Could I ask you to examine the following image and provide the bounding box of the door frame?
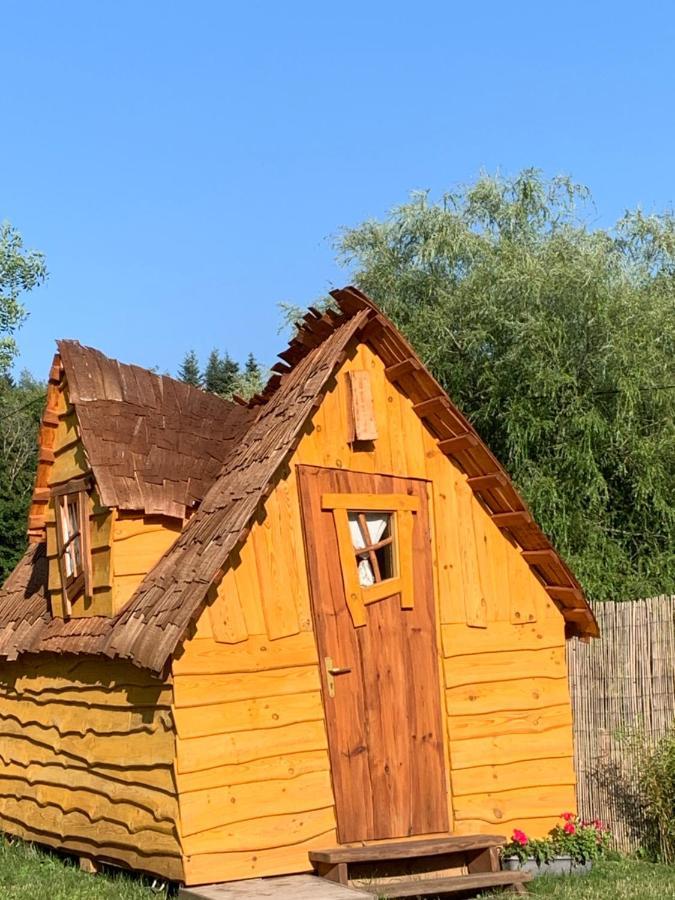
[297,464,453,842]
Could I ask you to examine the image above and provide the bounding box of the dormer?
[28,342,255,619]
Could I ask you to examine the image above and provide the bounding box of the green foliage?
[548,816,612,864]
[0,221,46,583]
[0,834,169,899]
[203,349,239,396]
[486,859,675,899]
[0,222,47,375]
[623,726,675,863]
[0,373,45,583]
[335,170,675,600]
[503,815,610,866]
[177,349,202,387]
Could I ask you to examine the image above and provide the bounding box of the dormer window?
[52,479,92,616]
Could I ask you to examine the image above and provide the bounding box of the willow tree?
[334,171,674,600]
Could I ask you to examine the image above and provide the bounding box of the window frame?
[322,492,419,627]
[52,477,93,617]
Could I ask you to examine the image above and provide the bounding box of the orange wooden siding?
[0,656,183,880]
[174,338,575,884]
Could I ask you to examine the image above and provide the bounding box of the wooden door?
[298,465,449,843]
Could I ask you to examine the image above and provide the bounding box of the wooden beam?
[467,472,507,491]
[521,549,560,567]
[546,585,583,603]
[438,433,479,454]
[491,510,533,528]
[48,362,63,384]
[42,409,59,427]
[270,361,292,375]
[51,476,92,497]
[385,358,418,381]
[413,396,447,417]
[564,609,591,622]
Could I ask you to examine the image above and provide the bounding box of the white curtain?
[348,512,389,586]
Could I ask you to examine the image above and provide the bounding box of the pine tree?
[204,350,224,394]
[219,353,240,397]
[203,350,241,397]
[245,353,261,380]
[177,350,202,387]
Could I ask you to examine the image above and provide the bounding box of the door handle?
[325,656,352,697]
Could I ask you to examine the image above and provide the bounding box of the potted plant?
[501,813,610,876]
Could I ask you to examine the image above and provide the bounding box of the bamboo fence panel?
[567,595,675,852]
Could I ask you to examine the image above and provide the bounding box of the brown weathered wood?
[467,472,508,491]
[309,835,506,864]
[467,845,501,873]
[385,358,418,380]
[78,490,93,601]
[491,510,533,528]
[351,871,531,896]
[50,476,91,496]
[346,370,378,441]
[546,585,582,603]
[563,608,592,622]
[298,466,449,843]
[438,433,479,454]
[314,861,348,884]
[412,396,447,417]
[521,549,560,567]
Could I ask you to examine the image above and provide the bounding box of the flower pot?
[502,855,593,877]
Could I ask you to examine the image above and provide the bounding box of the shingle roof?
[0,288,598,672]
[56,341,256,518]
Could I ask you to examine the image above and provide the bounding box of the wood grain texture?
[298,466,449,843]
[171,603,335,881]
[0,656,182,880]
[291,342,575,844]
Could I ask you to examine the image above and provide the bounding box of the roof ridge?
[56,338,241,413]
[240,285,373,409]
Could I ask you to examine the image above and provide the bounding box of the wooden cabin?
[0,287,598,889]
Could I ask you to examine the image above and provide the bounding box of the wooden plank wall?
[0,655,183,880]
[112,513,183,611]
[175,339,576,883]
[171,478,335,886]
[568,596,675,853]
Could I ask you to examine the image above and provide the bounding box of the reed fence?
[567,594,675,852]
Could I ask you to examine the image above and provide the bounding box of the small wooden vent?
[346,370,378,442]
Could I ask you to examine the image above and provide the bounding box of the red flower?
[593,819,604,830]
[563,822,576,835]
[512,829,528,846]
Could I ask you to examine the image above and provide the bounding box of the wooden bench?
[309,836,531,896]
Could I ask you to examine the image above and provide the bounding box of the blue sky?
[2,1,674,379]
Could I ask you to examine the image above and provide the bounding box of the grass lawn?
[0,836,166,900]
[1,838,674,900]
[481,858,675,899]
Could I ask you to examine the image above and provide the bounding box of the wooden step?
[360,870,531,897]
[309,835,506,865]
